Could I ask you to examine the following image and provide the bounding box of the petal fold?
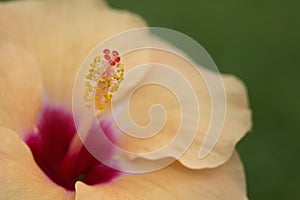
[179,74,252,169]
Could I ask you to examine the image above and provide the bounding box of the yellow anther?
[94,56,101,62]
[111,85,118,92]
[95,68,100,74]
[85,75,92,80]
[112,74,119,79]
[96,102,105,110]
[104,92,112,102]
[96,87,103,93]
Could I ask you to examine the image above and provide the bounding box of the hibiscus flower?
[0,0,251,199]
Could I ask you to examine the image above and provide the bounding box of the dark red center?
[25,104,120,191]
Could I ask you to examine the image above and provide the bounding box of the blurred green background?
[1,0,299,199]
[105,0,300,199]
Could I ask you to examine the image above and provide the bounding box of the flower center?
[25,104,120,191]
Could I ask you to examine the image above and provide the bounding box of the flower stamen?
[84,49,124,111]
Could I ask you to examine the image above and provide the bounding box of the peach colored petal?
[0,40,42,135]
[179,74,252,169]
[75,152,247,200]
[0,127,74,200]
[0,0,147,106]
[112,46,252,169]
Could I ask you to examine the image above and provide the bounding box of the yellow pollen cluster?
[84,50,124,111]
